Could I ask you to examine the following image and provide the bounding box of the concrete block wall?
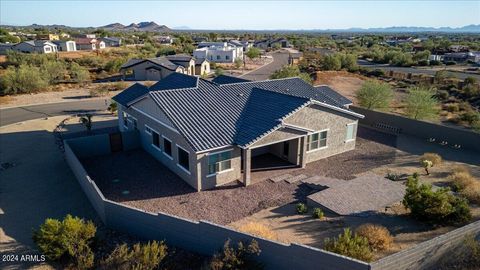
[351,106,480,152]
[65,134,480,270]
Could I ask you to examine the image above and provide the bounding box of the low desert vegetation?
[209,239,263,270]
[403,175,472,225]
[419,153,442,167]
[356,80,393,110]
[450,169,480,204]
[89,86,109,97]
[312,208,324,219]
[355,224,393,251]
[323,228,373,262]
[33,215,96,269]
[100,241,167,270]
[270,65,312,84]
[238,222,278,241]
[296,202,308,214]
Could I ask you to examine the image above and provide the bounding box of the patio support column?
[299,136,308,168]
[242,148,251,186]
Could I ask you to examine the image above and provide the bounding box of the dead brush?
[355,224,393,251]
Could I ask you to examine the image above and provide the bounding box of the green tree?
[405,86,439,120]
[41,61,67,84]
[403,175,471,225]
[215,67,224,76]
[70,63,90,83]
[339,53,358,71]
[33,215,96,268]
[208,32,218,42]
[0,28,20,43]
[246,47,261,60]
[357,80,393,110]
[321,54,342,70]
[156,45,176,56]
[0,65,48,95]
[270,65,312,84]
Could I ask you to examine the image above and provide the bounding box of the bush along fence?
[64,133,480,270]
[351,106,480,152]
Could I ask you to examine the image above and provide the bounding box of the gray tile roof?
[113,73,361,152]
[314,86,353,106]
[112,83,149,106]
[211,75,250,85]
[120,57,179,71]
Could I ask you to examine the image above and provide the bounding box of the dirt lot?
[314,71,367,104]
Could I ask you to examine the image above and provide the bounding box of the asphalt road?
[240,51,290,81]
[358,59,480,80]
[0,99,109,127]
[0,52,290,126]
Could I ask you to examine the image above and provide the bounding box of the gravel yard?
[81,128,397,225]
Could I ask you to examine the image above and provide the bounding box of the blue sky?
[1,1,479,30]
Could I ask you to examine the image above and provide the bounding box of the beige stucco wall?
[119,104,201,190]
[196,146,242,190]
[284,104,358,163]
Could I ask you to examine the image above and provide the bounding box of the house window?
[163,137,172,157]
[208,150,232,175]
[346,123,356,141]
[178,147,190,172]
[225,55,230,60]
[145,125,152,135]
[308,130,327,151]
[216,55,220,60]
[152,131,160,149]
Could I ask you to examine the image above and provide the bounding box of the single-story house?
[100,37,122,47]
[229,40,252,52]
[37,33,60,41]
[195,58,210,76]
[112,73,363,191]
[12,40,58,54]
[120,57,187,81]
[75,38,98,50]
[165,54,196,75]
[254,38,290,49]
[194,42,243,63]
[154,35,173,45]
[0,43,14,55]
[53,40,77,52]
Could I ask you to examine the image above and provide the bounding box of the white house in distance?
[75,38,105,50]
[12,40,58,54]
[193,42,243,63]
[53,40,77,52]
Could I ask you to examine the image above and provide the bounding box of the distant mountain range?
[1,22,478,33]
[319,24,480,33]
[100,21,171,32]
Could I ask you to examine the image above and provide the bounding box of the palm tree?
[79,114,93,132]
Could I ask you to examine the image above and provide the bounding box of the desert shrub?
[460,111,480,126]
[100,241,167,270]
[104,58,127,73]
[108,101,118,114]
[452,165,470,174]
[419,153,442,167]
[436,90,450,101]
[450,171,480,204]
[296,203,308,214]
[445,61,457,65]
[238,222,277,240]
[209,239,263,270]
[357,80,393,110]
[405,86,439,120]
[33,215,96,268]
[270,65,312,84]
[445,103,460,112]
[403,175,472,225]
[312,208,324,219]
[386,172,400,181]
[70,63,90,83]
[355,224,393,251]
[324,228,373,262]
[429,60,441,66]
[89,87,109,97]
[41,61,68,84]
[110,81,129,91]
[462,84,480,98]
[0,65,48,95]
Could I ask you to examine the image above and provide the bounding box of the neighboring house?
[448,45,469,53]
[53,40,77,52]
[120,57,187,81]
[165,54,196,75]
[194,42,243,63]
[289,52,303,65]
[428,54,443,62]
[75,38,97,50]
[74,34,96,39]
[37,33,60,40]
[254,37,290,49]
[12,40,58,54]
[443,52,478,63]
[100,37,122,47]
[0,43,14,55]
[229,40,252,52]
[97,40,106,49]
[113,73,363,191]
[154,35,173,45]
[195,58,210,76]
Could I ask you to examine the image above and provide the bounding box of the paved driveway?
[240,51,290,81]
